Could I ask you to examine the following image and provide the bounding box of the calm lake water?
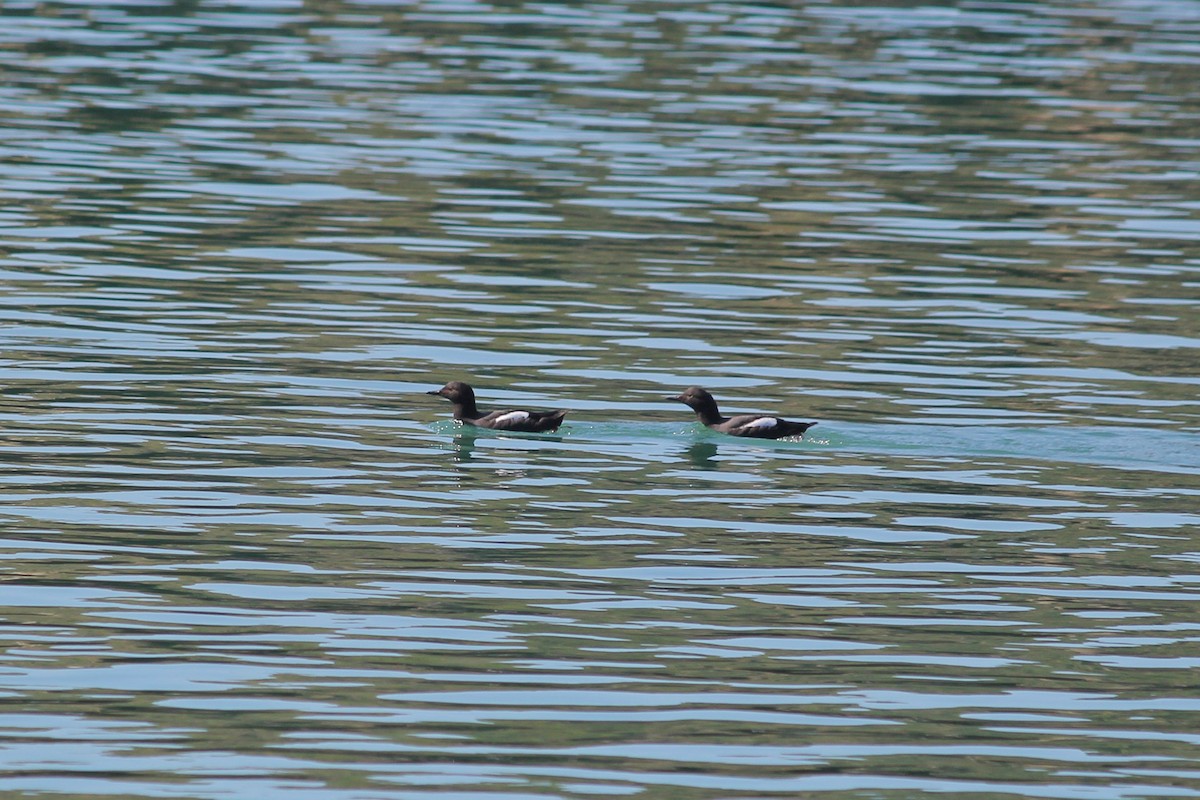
[2,0,1199,798]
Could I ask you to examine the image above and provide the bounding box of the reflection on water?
[1,0,1199,798]
[448,430,479,464]
[685,441,721,470]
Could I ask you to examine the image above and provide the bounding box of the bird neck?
[450,399,480,420]
[694,401,725,426]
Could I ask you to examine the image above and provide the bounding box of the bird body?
[670,386,816,440]
[428,381,567,433]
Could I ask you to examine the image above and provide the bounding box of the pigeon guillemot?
[427,381,568,433]
[670,386,816,440]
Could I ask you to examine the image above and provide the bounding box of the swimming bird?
[669,386,816,440]
[427,381,568,433]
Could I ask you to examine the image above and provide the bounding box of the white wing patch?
[741,417,778,430]
[492,411,531,425]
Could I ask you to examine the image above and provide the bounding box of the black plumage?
[427,381,568,433]
[670,386,816,440]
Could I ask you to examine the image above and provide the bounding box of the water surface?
[1,0,1199,798]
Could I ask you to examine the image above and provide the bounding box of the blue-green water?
[1,0,1198,798]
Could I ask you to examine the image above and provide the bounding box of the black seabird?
[427,381,568,433]
[670,386,816,440]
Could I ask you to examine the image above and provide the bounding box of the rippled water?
[2,0,1199,798]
